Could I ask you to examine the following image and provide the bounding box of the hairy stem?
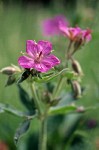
[66,40,72,58]
[30,83,42,116]
[39,118,47,150]
[53,76,64,99]
[65,40,72,67]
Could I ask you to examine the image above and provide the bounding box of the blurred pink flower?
[18,40,60,73]
[59,25,92,43]
[42,15,69,36]
[0,141,9,150]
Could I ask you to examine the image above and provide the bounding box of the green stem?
[39,118,47,150]
[66,40,72,58]
[30,83,42,116]
[53,76,64,99]
[65,40,72,67]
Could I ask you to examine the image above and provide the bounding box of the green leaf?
[34,68,70,83]
[17,85,35,114]
[0,103,26,118]
[48,105,77,115]
[14,119,30,145]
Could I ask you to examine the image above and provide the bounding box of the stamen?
[20,51,25,55]
[39,51,42,57]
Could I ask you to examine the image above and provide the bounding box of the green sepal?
[17,69,31,84]
[5,75,16,86]
[34,68,72,83]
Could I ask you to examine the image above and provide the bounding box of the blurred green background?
[0,0,99,150]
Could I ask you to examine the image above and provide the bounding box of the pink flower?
[59,26,81,41]
[18,40,60,73]
[42,15,69,36]
[59,25,92,43]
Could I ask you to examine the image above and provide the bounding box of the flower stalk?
[30,82,42,116]
[39,118,47,150]
[53,76,64,99]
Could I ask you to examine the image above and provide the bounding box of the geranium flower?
[59,25,92,43]
[18,40,60,73]
[42,15,69,36]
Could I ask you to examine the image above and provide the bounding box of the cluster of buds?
[0,65,21,86]
[70,59,83,99]
[59,26,92,57]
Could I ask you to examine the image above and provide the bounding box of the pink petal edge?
[37,40,52,55]
[18,56,34,69]
[26,40,38,57]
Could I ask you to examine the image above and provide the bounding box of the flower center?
[35,51,43,63]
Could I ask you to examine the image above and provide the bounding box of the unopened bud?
[74,38,83,50]
[17,69,31,84]
[71,80,82,99]
[76,106,85,113]
[5,75,16,86]
[50,97,61,106]
[42,91,51,104]
[0,65,21,76]
[72,60,83,75]
[0,66,16,75]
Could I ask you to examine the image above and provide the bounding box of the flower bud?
[71,60,83,75]
[0,65,21,76]
[86,119,97,129]
[50,97,61,106]
[42,91,51,104]
[5,75,16,86]
[0,66,16,75]
[76,106,85,113]
[71,80,82,99]
[17,69,31,84]
[74,38,83,51]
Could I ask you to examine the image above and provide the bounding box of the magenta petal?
[42,15,69,36]
[42,19,55,35]
[37,40,52,55]
[43,54,60,67]
[85,34,92,42]
[34,62,52,73]
[18,56,34,68]
[70,27,81,37]
[26,40,38,57]
[59,25,70,37]
[54,15,69,27]
[82,30,92,42]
